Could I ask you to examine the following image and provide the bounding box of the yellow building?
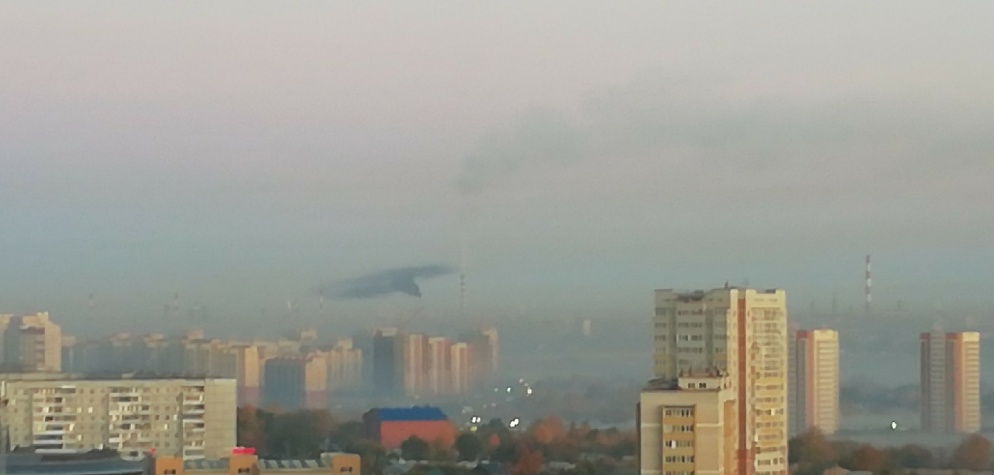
[921,331,981,433]
[0,376,236,459]
[639,374,736,475]
[146,452,360,475]
[653,287,788,475]
[790,329,839,436]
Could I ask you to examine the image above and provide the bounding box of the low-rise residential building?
[0,375,236,460]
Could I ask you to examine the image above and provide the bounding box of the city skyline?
[4,2,994,330]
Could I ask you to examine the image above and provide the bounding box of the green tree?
[401,436,430,461]
[491,439,518,464]
[456,433,484,461]
[894,444,934,469]
[236,406,267,454]
[842,444,892,474]
[328,420,364,452]
[347,439,387,475]
[789,428,835,465]
[949,434,993,471]
[265,409,336,459]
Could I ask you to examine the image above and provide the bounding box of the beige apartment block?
[790,329,840,436]
[403,333,428,397]
[324,339,362,393]
[0,376,236,460]
[2,312,63,372]
[639,375,736,475]
[426,337,451,396]
[449,342,471,395]
[653,287,788,475]
[921,331,981,433]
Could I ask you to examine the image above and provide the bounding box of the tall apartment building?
[372,328,403,396]
[652,287,788,475]
[920,331,981,433]
[450,342,471,395]
[219,344,261,406]
[639,374,736,475]
[324,339,363,393]
[789,329,840,436]
[262,354,327,410]
[1,312,63,372]
[459,327,498,389]
[0,376,236,460]
[426,337,451,396]
[403,334,428,396]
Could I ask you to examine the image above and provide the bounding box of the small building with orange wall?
[363,406,457,450]
[145,450,359,475]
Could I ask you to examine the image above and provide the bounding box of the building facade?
[147,451,360,475]
[789,329,840,436]
[426,338,450,396]
[639,375,736,475]
[372,329,403,397]
[262,355,327,410]
[449,343,471,395]
[1,313,63,372]
[403,334,428,397]
[653,287,788,475]
[0,376,236,460]
[362,406,456,450]
[920,331,981,433]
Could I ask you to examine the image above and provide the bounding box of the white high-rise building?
[652,287,788,475]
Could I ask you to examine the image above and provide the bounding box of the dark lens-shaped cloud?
[320,265,455,299]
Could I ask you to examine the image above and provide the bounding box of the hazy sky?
[3,2,994,334]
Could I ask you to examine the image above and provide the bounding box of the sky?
[2,2,994,335]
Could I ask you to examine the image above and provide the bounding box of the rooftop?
[371,406,448,422]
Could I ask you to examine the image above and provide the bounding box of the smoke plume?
[321,265,455,299]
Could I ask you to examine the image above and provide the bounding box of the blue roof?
[376,406,448,421]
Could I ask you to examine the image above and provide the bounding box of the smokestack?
[865,254,872,315]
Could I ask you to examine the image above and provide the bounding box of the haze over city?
[3,3,994,337]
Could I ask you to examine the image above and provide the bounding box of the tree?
[236,406,267,454]
[265,409,336,459]
[401,436,430,461]
[456,433,485,461]
[949,434,993,471]
[512,443,543,475]
[894,444,934,469]
[328,421,364,452]
[842,444,891,474]
[491,439,518,464]
[789,428,835,466]
[531,416,565,444]
[347,439,387,475]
